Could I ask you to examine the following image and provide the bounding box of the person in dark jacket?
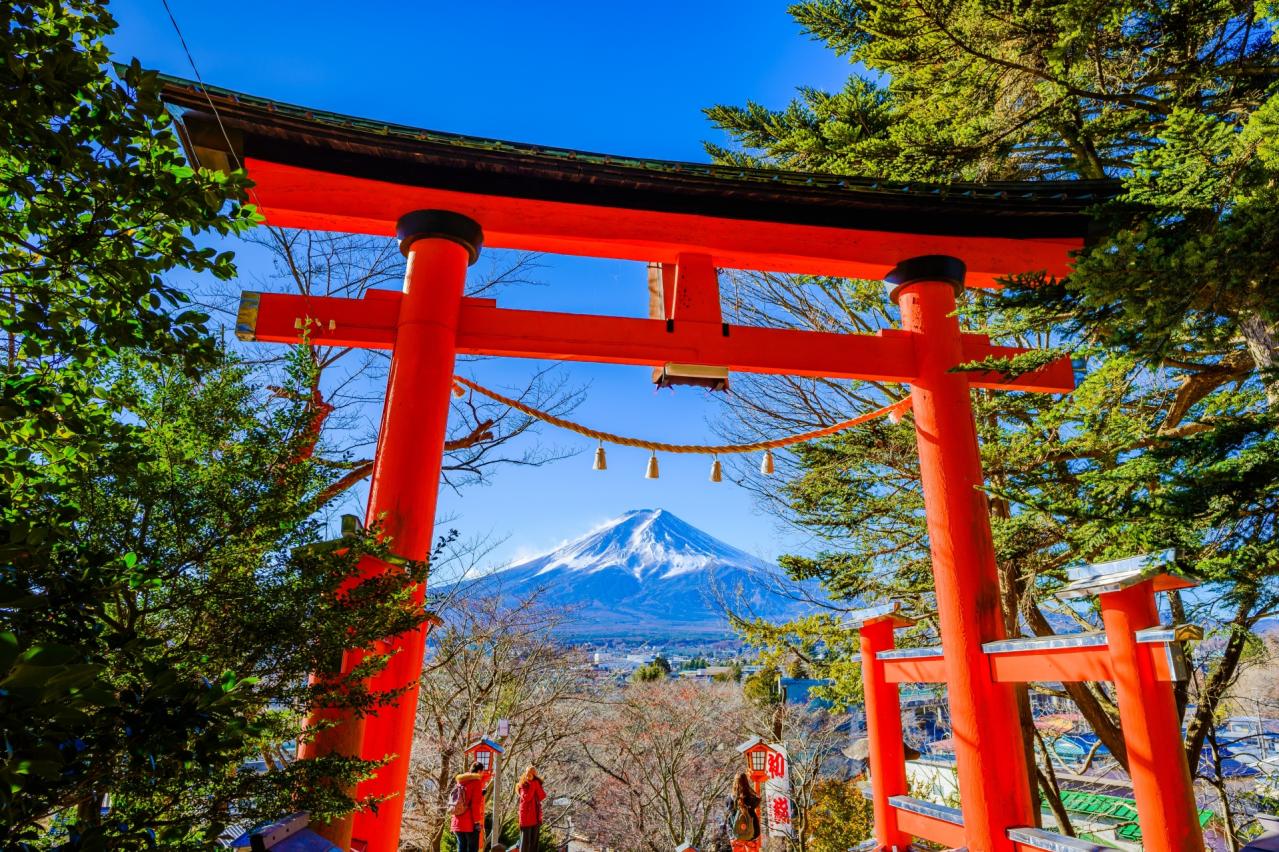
[516,765,547,852]
[450,762,487,852]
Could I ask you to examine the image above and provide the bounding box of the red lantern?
[464,737,504,786]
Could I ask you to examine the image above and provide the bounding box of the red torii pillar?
[1101,580,1204,851]
[352,212,483,846]
[857,610,914,850]
[300,211,482,849]
[889,256,1036,851]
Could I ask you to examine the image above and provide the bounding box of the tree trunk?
[432,752,456,852]
[1183,600,1256,772]
[1037,767,1074,838]
[1206,727,1240,852]
[988,457,1042,827]
[1169,590,1191,720]
[75,790,102,832]
[1239,312,1279,407]
[1024,604,1130,770]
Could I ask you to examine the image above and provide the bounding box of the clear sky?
[105,1,853,570]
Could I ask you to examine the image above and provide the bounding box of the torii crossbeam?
[158,75,1199,852]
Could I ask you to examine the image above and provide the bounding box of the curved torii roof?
[158,74,1117,286]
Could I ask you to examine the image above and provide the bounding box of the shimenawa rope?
[450,375,912,455]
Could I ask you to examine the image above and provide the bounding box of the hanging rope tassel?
[645,453,660,479]
[448,375,912,458]
[593,443,608,471]
[760,449,775,475]
[709,456,723,483]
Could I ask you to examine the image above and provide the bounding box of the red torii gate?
[156,76,1196,852]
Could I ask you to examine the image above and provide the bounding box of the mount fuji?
[457,509,819,640]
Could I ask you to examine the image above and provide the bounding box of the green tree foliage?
[436,820,556,852]
[0,3,434,846]
[630,661,669,683]
[742,664,781,707]
[15,348,435,848]
[704,0,1279,807]
[805,779,874,852]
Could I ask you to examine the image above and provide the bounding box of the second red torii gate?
[151,74,1201,852]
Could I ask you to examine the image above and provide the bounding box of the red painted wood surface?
[241,292,1075,393]
[250,268,1082,851]
[243,159,1082,287]
[898,278,1035,852]
[987,644,1181,683]
[670,253,723,324]
[882,657,948,684]
[1100,582,1205,852]
[859,619,912,850]
[878,643,1182,685]
[893,807,968,850]
[330,237,471,851]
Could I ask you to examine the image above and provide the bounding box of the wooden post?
[1100,580,1204,852]
[890,256,1035,851]
[346,211,482,852]
[859,616,912,850]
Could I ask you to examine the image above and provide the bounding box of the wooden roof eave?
[154,73,1119,282]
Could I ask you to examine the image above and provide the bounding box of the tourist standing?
[516,765,547,852]
[729,771,760,843]
[450,762,487,852]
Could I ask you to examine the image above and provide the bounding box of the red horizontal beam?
[893,808,967,849]
[457,302,921,383]
[238,290,1075,393]
[961,337,1077,394]
[990,646,1114,683]
[988,644,1180,683]
[236,290,402,349]
[246,159,1082,288]
[883,657,947,684]
[878,643,1180,685]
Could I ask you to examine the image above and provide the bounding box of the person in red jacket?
[516,765,547,852]
[450,762,487,852]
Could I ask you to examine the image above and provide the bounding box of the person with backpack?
[728,771,760,843]
[516,765,547,852]
[449,762,487,852]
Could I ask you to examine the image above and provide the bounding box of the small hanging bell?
[593,443,608,471]
[709,456,723,483]
[888,404,904,424]
[760,449,775,475]
[645,453,660,479]
[452,382,466,398]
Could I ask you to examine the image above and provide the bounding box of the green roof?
[1054,789,1213,841]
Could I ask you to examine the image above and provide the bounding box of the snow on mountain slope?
[455,509,820,639]
[522,508,775,580]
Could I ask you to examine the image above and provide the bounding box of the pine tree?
[705,2,1279,836]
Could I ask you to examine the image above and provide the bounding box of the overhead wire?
[159,0,262,207]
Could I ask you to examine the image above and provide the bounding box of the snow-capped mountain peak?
[512,508,775,582]
[455,509,817,640]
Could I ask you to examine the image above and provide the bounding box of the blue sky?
[106,1,853,570]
